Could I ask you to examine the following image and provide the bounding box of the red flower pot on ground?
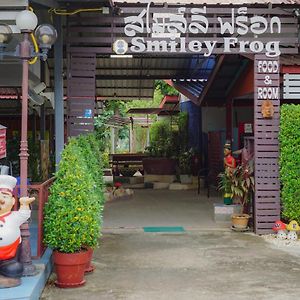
[53,250,89,288]
[85,247,95,274]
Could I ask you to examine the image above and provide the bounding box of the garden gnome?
[286,220,300,241]
[0,175,35,288]
[224,142,236,171]
[272,220,287,239]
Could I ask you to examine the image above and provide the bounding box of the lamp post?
[0,10,57,276]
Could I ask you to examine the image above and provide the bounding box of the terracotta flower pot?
[231,214,250,229]
[85,248,95,274]
[53,249,89,288]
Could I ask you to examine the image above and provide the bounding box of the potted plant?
[217,169,233,205]
[143,119,178,175]
[74,134,105,273]
[230,164,255,229]
[44,135,103,287]
[179,150,193,184]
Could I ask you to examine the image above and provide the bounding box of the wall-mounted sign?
[244,123,253,134]
[112,3,298,57]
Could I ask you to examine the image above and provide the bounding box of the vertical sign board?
[0,125,7,159]
[254,55,280,234]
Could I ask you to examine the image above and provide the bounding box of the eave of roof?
[113,0,300,5]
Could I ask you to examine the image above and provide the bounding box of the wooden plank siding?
[66,51,96,137]
[254,54,280,234]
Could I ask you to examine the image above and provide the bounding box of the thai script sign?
[112,3,298,57]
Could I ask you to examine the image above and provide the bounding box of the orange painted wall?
[227,62,254,101]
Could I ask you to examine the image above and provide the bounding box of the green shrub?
[178,112,189,153]
[44,135,104,253]
[148,119,178,157]
[279,104,300,222]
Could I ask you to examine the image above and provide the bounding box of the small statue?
[272,220,287,239]
[0,175,35,288]
[286,220,300,241]
[224,142,236,171]
[261,99,274,118]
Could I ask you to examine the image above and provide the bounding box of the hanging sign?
[113,3,298,57]
[0,125,7,159]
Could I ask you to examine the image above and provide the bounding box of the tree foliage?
[44,134,104,253]
[279,104,300,222]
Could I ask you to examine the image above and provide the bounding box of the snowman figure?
[0,175,35,288]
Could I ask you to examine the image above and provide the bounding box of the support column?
[254,54,280,234]
[129,126,134,153]
[111,127,115,154]
[54,15,64,169]
[226,99,233,141]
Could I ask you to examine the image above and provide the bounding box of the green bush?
[279,104,300,222]
[178,112,189,153]
[44,134,104,253]
[148,119,178,157]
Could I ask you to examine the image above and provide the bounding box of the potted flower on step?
[44,135,104,288]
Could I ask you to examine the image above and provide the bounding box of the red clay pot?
[53,249,89,288]
[85,248,95,274]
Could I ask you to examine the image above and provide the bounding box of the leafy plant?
[148,119,174,157]
[279,104,300,222]
[179,150,193,175]
[178,112,189,153]
[217,169,232,194]
[44,134,104,253]
[231,164,254,213]
[218,164,254,213]
[155,80,179,96]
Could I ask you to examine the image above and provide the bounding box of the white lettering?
[180,37,186,52]
[239,40,249,52]
[169,40,178,52]
[224,37,237,52]
[265,41,280,57]
[147,40,168,52]
[130,37,146,52]
[204,40,217,57]
[249,41,264,53]
[257,87,279,99]
[188,40,202,52]
[257,60,279,73]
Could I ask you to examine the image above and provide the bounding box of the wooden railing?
[13,177,55,259]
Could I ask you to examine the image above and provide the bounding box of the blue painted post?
[54,15,64,169]
[180,99,201,152]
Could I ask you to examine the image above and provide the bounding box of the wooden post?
[254,54,280,234]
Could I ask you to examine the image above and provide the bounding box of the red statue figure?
[0,175,34,288]
[224,142,236,171]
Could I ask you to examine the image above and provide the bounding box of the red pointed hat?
[272,220,286,231]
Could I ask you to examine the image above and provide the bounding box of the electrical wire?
[28,6,38,65]
[28,33,38,65]
[48,8,104,16]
